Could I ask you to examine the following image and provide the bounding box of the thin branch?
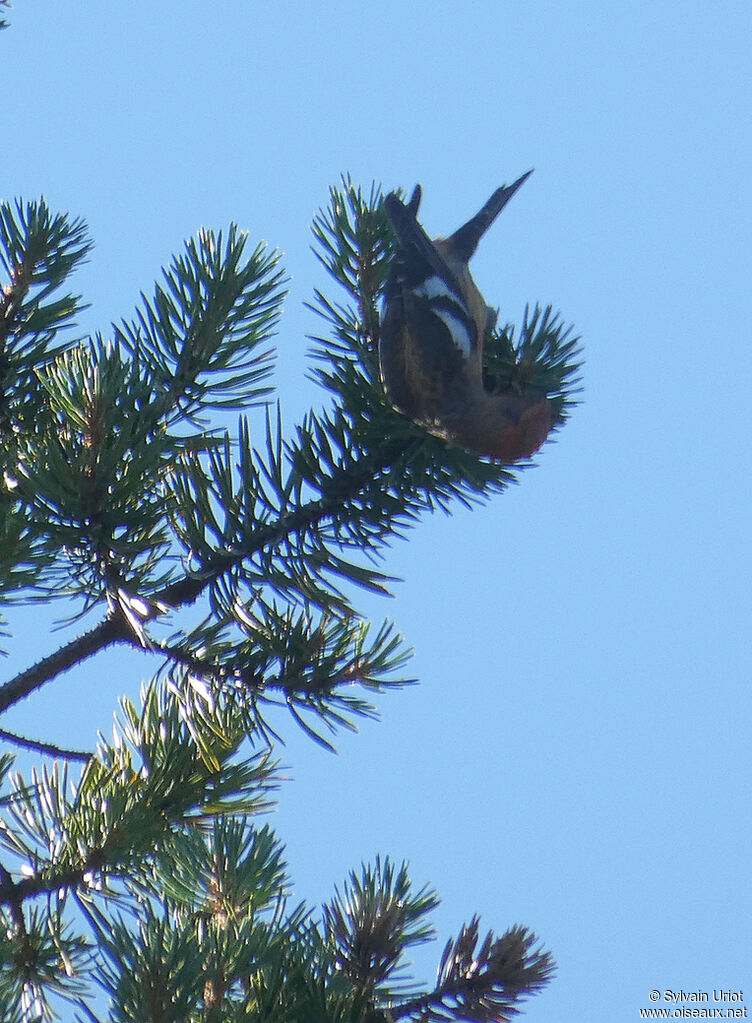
[155,439,402,609]
[146,637,262,691]
[0,861,91,908]
[0,861,37,989]
[0,614,129,714]
[0,862,25,932]
[0,727,92,762]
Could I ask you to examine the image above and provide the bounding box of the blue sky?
[3,2,751,1019]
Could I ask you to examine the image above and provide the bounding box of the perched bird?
[379,172,552,462]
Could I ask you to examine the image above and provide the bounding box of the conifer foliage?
[0,178,580,1021]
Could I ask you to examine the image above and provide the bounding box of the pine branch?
[0,853,96,908]
[0,684,278,911]
[159,426,408,589]
[0,437,406,715]
[323,857,439,1004]
[113,225,285,426]
[393,917,555,1023]
[0,199,91,438]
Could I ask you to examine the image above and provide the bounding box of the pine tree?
[0,178,580,1021]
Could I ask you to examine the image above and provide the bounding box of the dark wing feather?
[382,188,478,356]
[383,191,465,297]
[380,286,468,421]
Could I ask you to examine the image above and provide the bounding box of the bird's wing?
[383,190,466,298]
[379,284,469,421]
[383,190,480,360]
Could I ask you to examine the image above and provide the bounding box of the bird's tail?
[445,169,533,262]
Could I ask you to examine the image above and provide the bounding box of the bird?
[379,172,552,462]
